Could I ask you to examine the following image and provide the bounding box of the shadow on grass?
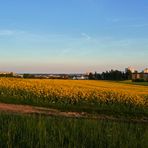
[0,96,147,119]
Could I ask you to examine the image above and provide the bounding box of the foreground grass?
[0,113,147,148]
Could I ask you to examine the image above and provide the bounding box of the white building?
[0,71,15,75]
[73,75,88,80]
[125,67,135,73]
[144,68,148,73]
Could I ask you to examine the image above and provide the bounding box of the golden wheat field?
[0,78,147,108]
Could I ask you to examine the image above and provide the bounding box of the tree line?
[0,73,14,78]
[88,70,132,81]
[0,69,133,81]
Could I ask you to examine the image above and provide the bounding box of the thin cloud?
[107,17,146,23]
[0,29,25,36]
[81,33,91,40]
[128,23,148,28]
[116,23,148,29]
[0,30,15,36]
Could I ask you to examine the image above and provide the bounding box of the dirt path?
[0,103,147,123]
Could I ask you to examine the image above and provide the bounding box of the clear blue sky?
[0,0,148,73]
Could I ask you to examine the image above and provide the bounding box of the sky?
[0,0,148,73]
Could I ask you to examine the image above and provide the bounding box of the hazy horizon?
[0,0,148,73]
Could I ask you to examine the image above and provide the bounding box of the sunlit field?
[0,78,147,117]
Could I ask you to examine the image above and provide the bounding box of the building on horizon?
[132,68,148,81]
[125,67,136,73]
[0,71,16,76]
[143,68,148,73]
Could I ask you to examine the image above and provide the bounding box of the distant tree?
[96,73,102,80]
[94,72,98,80]
[23,74,35,79]
[93,72,102,80]
[101,70,126,81]
[88,72,95,80]
[125,70,132,80]
[0,73,14,78]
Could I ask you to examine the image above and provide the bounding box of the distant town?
[0,67,148,82]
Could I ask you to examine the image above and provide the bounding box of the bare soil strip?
[0,103,147,123]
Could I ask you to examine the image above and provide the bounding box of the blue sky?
[0,0,148,73]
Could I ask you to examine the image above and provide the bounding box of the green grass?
[0,96,147,118]
[0,112,147,148]
[120,80,148,86]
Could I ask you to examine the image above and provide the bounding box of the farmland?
[0,78,147,117]
[0,78,148,147]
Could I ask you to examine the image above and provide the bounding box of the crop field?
[0,78,147,116]
[0,78,148,147]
